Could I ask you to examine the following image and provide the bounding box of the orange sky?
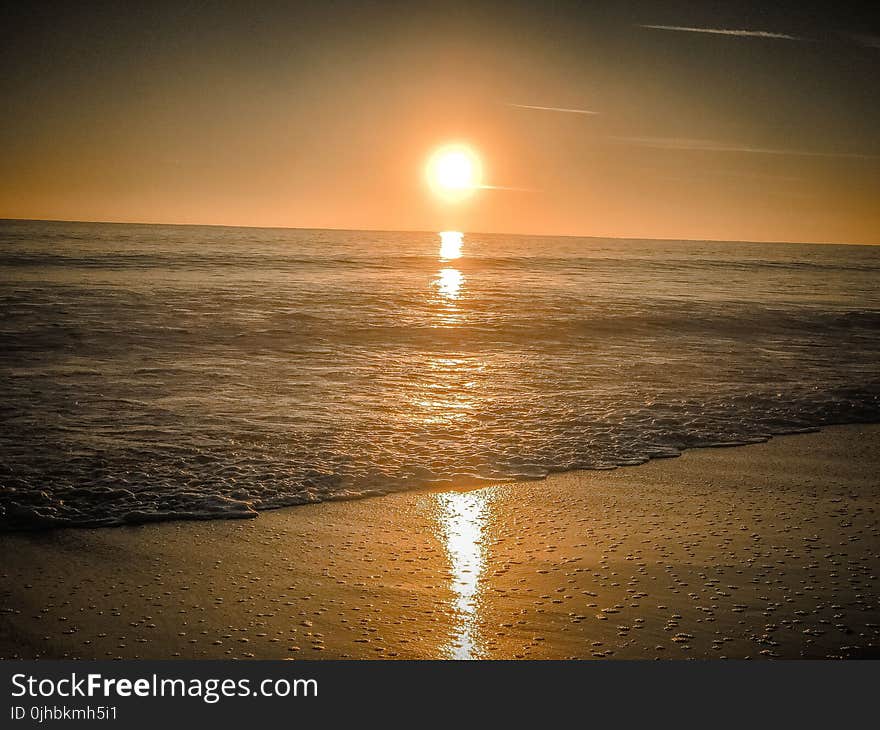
[2,2,879,243]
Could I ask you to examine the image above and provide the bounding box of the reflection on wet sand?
[436,489,490,659]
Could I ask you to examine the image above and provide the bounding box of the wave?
[1,384,877,530]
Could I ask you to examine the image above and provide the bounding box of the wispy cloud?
[507,103,598,115]
[639,24,803,41]
[478,184,542,193]
[613,136,879,159]
[850,33,880,48]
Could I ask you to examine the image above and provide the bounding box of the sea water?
[1,219,878,528]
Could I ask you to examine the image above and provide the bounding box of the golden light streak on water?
[439,231,463,260]
[437,267,463,300]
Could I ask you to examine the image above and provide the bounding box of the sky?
[2,1,879,243]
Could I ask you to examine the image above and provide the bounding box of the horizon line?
[0,216,876,247]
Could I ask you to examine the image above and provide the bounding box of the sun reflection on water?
[429,229,489,658]
[436,489,489,659]
[437,268,463,300]
[439,231,463,260]
[433,231,466,317]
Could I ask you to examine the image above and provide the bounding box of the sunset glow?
[3,4,878,242]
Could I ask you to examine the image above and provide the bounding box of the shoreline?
[2,421,866,534]
[2,423,878,659]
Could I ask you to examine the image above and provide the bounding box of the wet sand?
[1,424,878,660]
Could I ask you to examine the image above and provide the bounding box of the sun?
[426,144,483,200]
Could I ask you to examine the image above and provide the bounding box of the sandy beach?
[2,424,878,660]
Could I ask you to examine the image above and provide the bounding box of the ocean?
[1,219,878,529]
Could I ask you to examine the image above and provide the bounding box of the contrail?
[613,136,879,159]
[507,103,598,115]
[639,24,803,40]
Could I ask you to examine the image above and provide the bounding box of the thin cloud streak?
[478,184,542,193]
[639,24,803,40]
[613,136,879,159]
[850,33,880,48]
[507,103,598,115]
